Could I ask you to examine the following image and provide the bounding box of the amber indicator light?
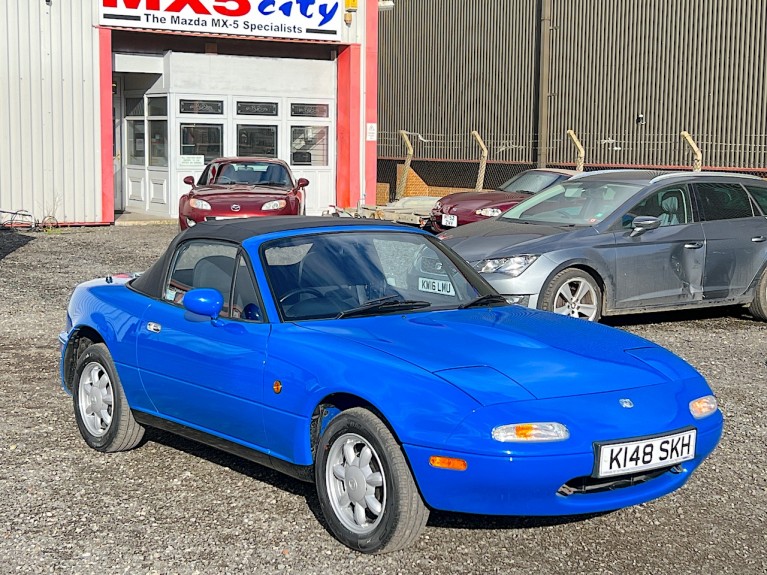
[273,380,283,394]
[429,456,468,471]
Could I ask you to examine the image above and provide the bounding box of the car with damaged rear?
[60,217,722,554]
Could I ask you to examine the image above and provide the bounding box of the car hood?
[192,185,289,198]
[440,218,585,261]
[300,307,699,405]
[438,191,529,212]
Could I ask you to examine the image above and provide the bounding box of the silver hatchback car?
[439,170,767,321]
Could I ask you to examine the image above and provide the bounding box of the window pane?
[237,101,278,116]
[238,125,277,157]
[147,96,167,116]
[290,103,329,118]
[180,124,223,163]
[148,120,167,167]
[232,257,263,321]
[164,242,238,317]
[746,185,767,215]
[695,183,755,221]
[126,119,145,165]
[125,97,144,117]
[290,126,328,166]
[180,99,224,114]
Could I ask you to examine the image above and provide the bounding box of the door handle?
[752,236,766,243]
[146,322,162,333]
[684,242,703,249]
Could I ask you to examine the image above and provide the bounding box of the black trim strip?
[132,411,314,483]
[306,28,336,35]
[102,13,142,21]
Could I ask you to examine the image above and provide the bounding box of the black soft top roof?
[130,217,408,299]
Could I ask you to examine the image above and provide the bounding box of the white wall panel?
[0,0,102,224]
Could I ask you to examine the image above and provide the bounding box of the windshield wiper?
[458,294,509,309]
[337,296,432,318]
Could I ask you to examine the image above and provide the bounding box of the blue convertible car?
[60,217,722,553]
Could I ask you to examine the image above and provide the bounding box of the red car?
[429,168,577,233]
[179,157,309,230]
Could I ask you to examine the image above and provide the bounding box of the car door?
[610,185,706,310]
[136,240,270,449]
[693,182,767,299]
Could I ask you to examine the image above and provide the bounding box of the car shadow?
[0,230,35,261]
[602,305,756,327]
[142,428,606,536]
[141,427,311,499]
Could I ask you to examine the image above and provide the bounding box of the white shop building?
[0,0,381,224]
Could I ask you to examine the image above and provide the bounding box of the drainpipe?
[536,0,552,168]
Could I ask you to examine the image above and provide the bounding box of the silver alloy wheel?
[325,432,386,535]
[77,361,114,437]
[552,276,599,320]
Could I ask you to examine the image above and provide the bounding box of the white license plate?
[213,215,248,220]
[441,214,458,227]
[418,277,455,296]
[596,429,696,478]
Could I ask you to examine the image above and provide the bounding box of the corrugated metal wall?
[377,0,538,163]
[378,0,767,173]
[0,0,102,224]
[548,0,767,169]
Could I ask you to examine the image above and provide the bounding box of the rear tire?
[540,268,603,321]
[749,268,767,321]
[315,408,429,553]
[73,343,144,452]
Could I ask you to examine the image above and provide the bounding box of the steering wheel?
[279,287,324,305]
[555,208,575,219]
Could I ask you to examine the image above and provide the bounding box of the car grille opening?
[557,465,681,496]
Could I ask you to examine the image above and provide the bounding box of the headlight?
[492,422,570,442]
[475,207,503,217]
[262,199,287,211]
[689,395,718,419]
[474,255,539,277]
[189,198,211,210]
[434,201,442,210]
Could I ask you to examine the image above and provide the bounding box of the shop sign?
[100,0,342,42]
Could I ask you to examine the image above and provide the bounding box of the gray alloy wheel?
[749,268,767,321]
[315,408,429,553]
[73,343,145,452]
[541,268,603,321]
[325,432,387,535]
[77,360,115,438]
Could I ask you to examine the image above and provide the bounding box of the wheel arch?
[309,393,403,464]
[538,259,612,314]
[62,325,106,392]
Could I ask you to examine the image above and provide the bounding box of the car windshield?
[500,180,644,225]
[261,231,499,321]
[216,162,291,187]
[498,171,564,194]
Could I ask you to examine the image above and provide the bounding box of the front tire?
[540,268,603,321]
[749,268,767,321]
[315,408,429,553]
[73,343,144,452]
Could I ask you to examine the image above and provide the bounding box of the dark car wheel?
[315,407,429,554]
[540,268,603,321]
[73,343,145,452]
[749,268,767,321]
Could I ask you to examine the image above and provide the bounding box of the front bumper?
[404,420,721,516]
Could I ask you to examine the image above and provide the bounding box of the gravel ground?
[1,224,765,575]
